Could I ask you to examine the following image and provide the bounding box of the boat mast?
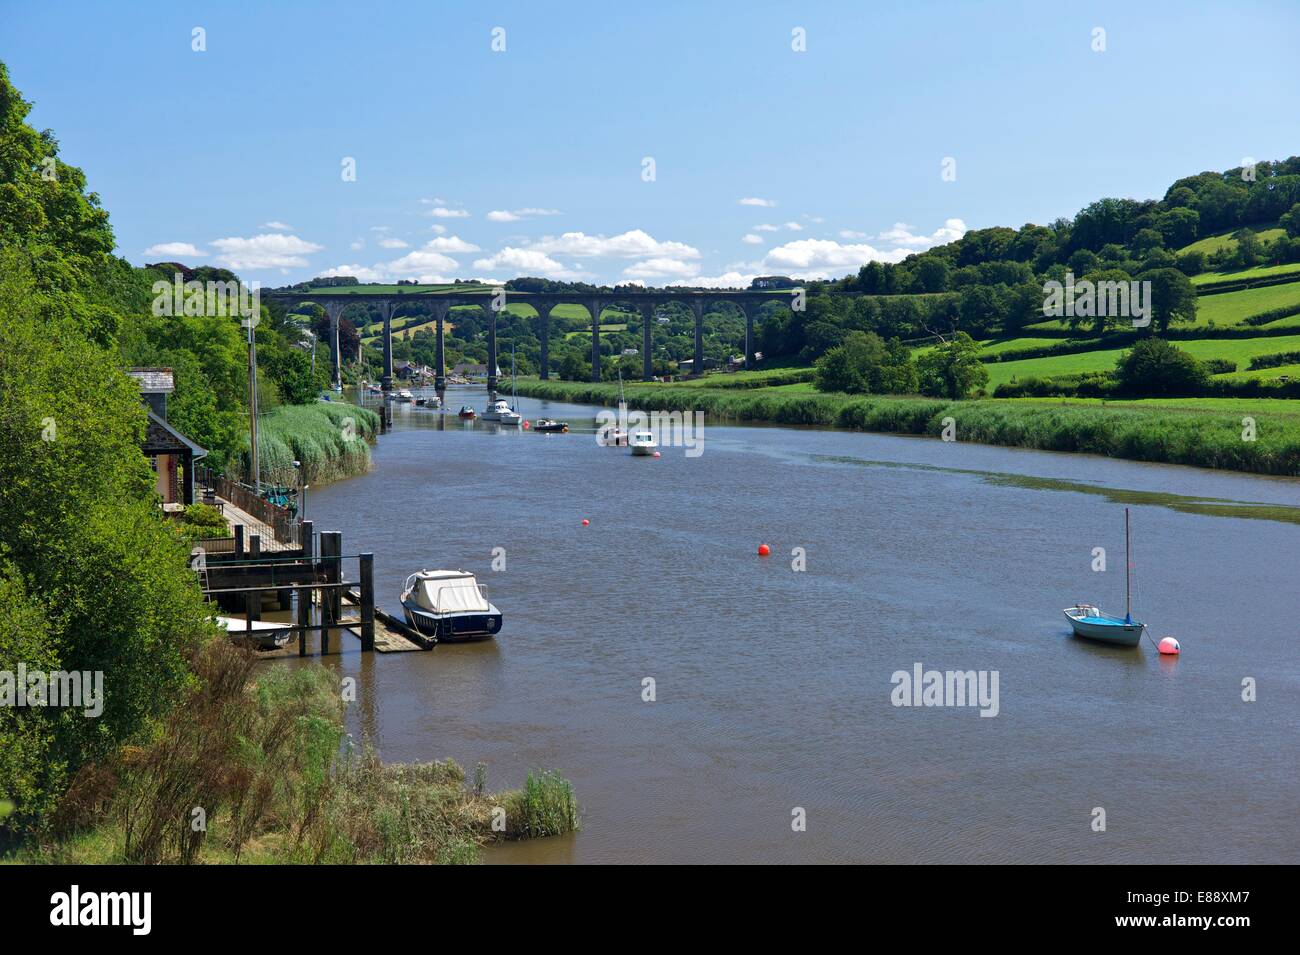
[1124,507,1132,623]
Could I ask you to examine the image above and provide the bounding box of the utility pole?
[247,322,260,494]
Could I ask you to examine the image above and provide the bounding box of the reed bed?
[514,379,1300,475]
[235,402,380,485]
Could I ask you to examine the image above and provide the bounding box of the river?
[295,384,1299,863]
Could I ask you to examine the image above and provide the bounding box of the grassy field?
[986,334,1300,387]
[515,377,1300,475]
[1191,262,1300,286]
[1179,222,1284,257]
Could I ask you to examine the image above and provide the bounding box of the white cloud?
[527,229,700,260]
[426,206,470,219]
[875,218,967,249]
[430,224,447,234]
[487,207,561,222]
[753,219,969,280]
[472,246,590,280]
[144,241,204,258]
[378,238,409,249]
[667,272,757,289]
[319,264,391,283]
[741,234,764,245]
[385,249,461,276]
[262,221,293,231]
[803,215,825,224]
[753,224,779,232]
[622,258,700,280]
[369,225,391,232]
[738,197,776,207]
[349,240,365,251]
[784,222,804,231]
[208,233,323,270]
[425,236,480,253]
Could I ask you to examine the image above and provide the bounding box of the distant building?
[676,358,718,374]
[621,347,639,356]
[128,368,207,506]
[451,362,501,378]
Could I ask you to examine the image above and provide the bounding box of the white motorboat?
[216,616,293,651]
[629,429,657,455]
[482,397,520,423]
[400,570,503,642]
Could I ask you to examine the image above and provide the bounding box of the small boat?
[534,418,569,433]
[400,570,503,642]
[1063,508,1144,647]
[629,429,657,455]
[458,405,477,419]
[396,389,415,403]
[216,616,293,651]
[482,397,521,425]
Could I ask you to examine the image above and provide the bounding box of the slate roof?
[128,368,175,393]
[142,409,207,458]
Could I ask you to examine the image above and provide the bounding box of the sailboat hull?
[1063,609,1143,647]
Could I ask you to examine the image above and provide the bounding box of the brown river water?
[283,385,1299,863]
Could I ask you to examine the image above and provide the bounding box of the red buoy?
[523,420,531,430]
[581,519,590,526]
[1158,636,1181,655]
[757,544,770,557]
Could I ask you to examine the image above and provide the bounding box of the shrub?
[1114,337,1209,396]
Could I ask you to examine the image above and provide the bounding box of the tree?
[916,332,989,398]
[1115,337,1208,396]
[1139,268,1197,332]
[1281,202,1300,239]
[813,332,916,395]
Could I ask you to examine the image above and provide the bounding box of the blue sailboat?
[1063,508,1145,647]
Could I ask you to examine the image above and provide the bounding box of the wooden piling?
[297,520,314,657]
[320,531,342,655]
[359,552,375,652]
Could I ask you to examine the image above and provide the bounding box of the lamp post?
[293,459,306,521]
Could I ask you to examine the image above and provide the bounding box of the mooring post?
[320,531,342,655]
[297,520,314,657]
[247,534,261,625]
[359,552,375,652]
[234,523,245,559]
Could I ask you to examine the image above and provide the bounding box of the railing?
[197,467,301,550]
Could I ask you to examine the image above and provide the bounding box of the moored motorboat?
[400,570,503,641]
[534,418,568,433]
[1063,507,1145,647]
[629,429,657,455]
[216,616,293,651]
[458,405,477,419]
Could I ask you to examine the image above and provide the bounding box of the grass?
[515,377,1300,475]
[1194,282,1300,324]
[1178,222,1284,257]
[16,642,577,865]
[241,402,380,485]
[985,334,1300,387]
[1192,262,1300,286]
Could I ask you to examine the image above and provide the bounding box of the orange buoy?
[581,519,590,526]
[1158,636,1181,655]
[757,544,770,557]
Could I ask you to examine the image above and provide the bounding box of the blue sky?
[4,0,1298,288]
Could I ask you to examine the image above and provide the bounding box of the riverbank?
[513,378,1300,476]
[235,402,381,485]
[15,639,577,865]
